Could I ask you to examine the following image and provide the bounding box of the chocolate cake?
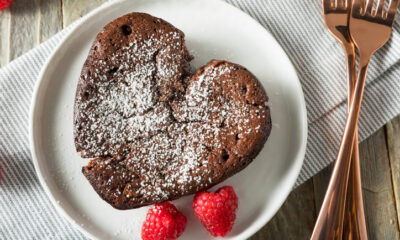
[74,12,272,209]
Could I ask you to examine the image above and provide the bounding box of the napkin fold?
[2,0,400,238]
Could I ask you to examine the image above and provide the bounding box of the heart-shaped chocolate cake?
[74,12,271,209]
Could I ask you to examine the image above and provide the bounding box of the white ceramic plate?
[30,0,307,239]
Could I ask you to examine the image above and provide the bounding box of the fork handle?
[343,138,368,240]
[342,48,368,240]
[311,56,371,240]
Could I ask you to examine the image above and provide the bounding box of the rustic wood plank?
[62,0,107,27]
[312,128,400,239]
[249,179,316,240]
[359,129,399,239]
[9,0,40,61]
[0,8,11,66]
[313,163,334,212]
[38,0,63,42]
[386,116,400,230]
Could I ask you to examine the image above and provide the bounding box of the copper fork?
[312,0,399,239]
[319,0,367,239]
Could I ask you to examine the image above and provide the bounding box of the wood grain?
[0,8,10,66]
[249,179,316,240]
[39,0,63,42]
[9,0,40,61]
[62,0,107,27]
[313,163,334,212]
[359,129,400,240]
[386,116,400,231]
[312,130,400,240]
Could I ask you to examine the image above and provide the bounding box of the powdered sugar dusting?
[76,26,269,205]
[76,30,183,156]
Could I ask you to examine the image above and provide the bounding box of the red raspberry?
[141,202,187,240]
[192,186,238,237]
[0,0,13,11]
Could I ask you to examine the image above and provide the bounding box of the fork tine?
[334,0,339,8]
[352,0,364,14]
[376,0,385,17]
[323,0,333,10]
[337,0,345,8]
[365,0,374,13]
[387,0,399,23]
[352,0,361,8]
[362,0,367,8]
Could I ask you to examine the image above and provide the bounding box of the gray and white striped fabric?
[1,0,400,238]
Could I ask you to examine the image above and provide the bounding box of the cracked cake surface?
[74,12,272,209]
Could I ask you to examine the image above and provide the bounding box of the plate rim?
[29,0,308,239]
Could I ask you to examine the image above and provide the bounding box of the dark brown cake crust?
[74,13,272,209]
[74,12,192,159]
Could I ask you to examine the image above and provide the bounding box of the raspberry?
[0,0,13,11]
[141,202,187,240]
[192,186,238,237]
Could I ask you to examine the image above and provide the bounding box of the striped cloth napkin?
[1,0,400,238]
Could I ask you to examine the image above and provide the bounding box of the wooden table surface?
[2,1,400,239]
